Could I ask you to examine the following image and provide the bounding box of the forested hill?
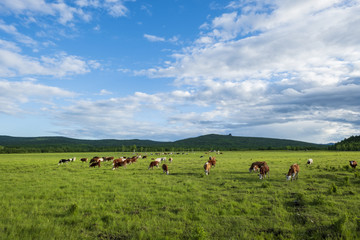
[173,134,326,150]
[0,134,327,153]
[329,135,360,151]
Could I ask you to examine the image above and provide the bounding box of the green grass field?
[1,151,360,239]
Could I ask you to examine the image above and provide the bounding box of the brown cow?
[148,161,159,170]
[89,160,101,168]
[204,162,211,175]
[259,164,269,180]
[80,158,88,163]
[249,161,267,173]
[286,163,300,181]
[162,164,169,175]
[350,161,357,169]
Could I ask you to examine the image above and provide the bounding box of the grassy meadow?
[1,151,360,239]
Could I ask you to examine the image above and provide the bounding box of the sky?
[0,0,360,144]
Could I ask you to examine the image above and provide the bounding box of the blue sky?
[0,0,360,144]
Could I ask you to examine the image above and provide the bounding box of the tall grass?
[0,151,359,239]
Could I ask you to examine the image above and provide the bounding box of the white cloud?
[0,79,74,115]
[0,48,99,77]
[0,0,130,26]
[131,0,360,143]
[144,34,165,42]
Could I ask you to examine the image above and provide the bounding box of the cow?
[148,161,159,170]
[249,161,267,173]
[286,163,300,181]
[169,157,173,163]
[103,157,114,161]
[130,156,138,163]
[204,162,211,175]
[89,160,101,168]
[208,158,216,167]
[112,160,127,170]
[70,157,76,162]
[162,164,169,175]
[90,157,103,163]
[154,158,162,163]
[80,158,88,163]
[307,158,313,165]
[350,161,357,169]
[58,159,70,165]
[259,164,270,180]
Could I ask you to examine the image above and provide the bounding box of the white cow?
[307,158,313,165]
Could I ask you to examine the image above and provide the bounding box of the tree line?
[328,135,360,151]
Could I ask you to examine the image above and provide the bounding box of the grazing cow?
[204,162,211,175]
[142,155,147,159]
[154,158,162,163]
[89,160,101,168]
[130,156,138,163]
[70,157,76,162]
[350,161,357,169]
[58,159,70,165]
[162,164,169,175]
[307,158,313,165]
[249,161,267,173]
[148,161,159,170]
[169,157,173,163]
[112,160,127,170]
[103,157,114,161]
[286,163,300,181]
[258,164,270,180]
[80,158,88,163]
[90,157,103,163]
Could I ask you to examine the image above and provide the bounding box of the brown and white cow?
[169,157,173,163]
[350,161,357,169]
[90,157,103,163]
[204,162,211,175]
[103,156,114,161]
[286,163,300,181]
[249,161,267,173]
[162,164,169,175]
[259,164,270,180]
[208,156,216,167]
[148,161,159,170]
[112,159,127,170]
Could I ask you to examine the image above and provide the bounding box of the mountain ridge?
[0,134,328,153]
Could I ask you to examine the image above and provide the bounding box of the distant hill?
[330,135,360,151]
[173,134,326,150]
[0,134,327,153]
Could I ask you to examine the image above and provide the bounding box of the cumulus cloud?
[131,0,360,143]
[0,0,130,26]
[0,79,74,115]
[0,48,99,77]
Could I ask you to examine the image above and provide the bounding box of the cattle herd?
[58,154,358,180]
